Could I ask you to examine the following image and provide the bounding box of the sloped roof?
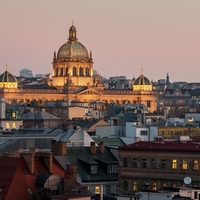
[21,110,61,120]
[54,146,118,183]
[119,141,200,152]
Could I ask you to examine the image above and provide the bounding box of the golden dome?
[57,25,89,61]
[0,69,18,83]
[133,72,152,91]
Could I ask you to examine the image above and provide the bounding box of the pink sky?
[0,0,200,82]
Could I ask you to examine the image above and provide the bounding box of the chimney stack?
[99,142,104,154]
[51,140,67,156]
[90,142,96,154]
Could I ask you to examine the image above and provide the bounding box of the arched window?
[152,182,157,190]
[132,181,137,191]
[79,67,84,76]
[161,182,167,189]
[171,183,176,187]
[56,68,59,76]
[123,157,128,167]
[60,67,64,76]
[85,67,90,76]
[66,67,69,75]
[123,180,128,191]
[73,67,77,76]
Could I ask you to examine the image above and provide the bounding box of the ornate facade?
[0,24,157,113]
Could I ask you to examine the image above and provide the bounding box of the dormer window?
[12,112,16,118]
[90,165,98,174]
[107,164,118,173]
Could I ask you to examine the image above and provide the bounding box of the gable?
[77,88,102,96]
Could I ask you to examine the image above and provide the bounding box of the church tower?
[52,23,94,87]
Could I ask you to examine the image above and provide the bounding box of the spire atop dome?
[68,22,77,41]
[141,67,144,75]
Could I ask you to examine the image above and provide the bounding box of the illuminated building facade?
[0,24,157,113]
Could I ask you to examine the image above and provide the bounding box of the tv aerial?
[184,176,192,185]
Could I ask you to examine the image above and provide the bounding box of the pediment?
[77,88,102,95]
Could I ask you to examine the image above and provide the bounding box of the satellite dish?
[184,177,192,185]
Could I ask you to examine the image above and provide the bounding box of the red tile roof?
[119,141,200,152]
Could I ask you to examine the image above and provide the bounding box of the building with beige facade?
[0,24,157,113]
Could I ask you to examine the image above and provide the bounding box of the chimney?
[64,165,78,193]
[99,142,104,154]
[51,140,67,156]
[36,152,53,173]
[90,142,96,154]
[13,148,23,157]
[65,165,77,182]
[21,152,34,173]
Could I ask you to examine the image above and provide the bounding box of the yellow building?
[158,125,200,138]
[0,24,157,113]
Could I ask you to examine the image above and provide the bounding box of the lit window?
[6,123,10,129]
[172,159,177,169]
[193,160,198,170]
[182,160,187,170]
[12,123,16,129]
[95,186,100,194]
[171,183,176,187]
[152,182,157,190]
[12,112,16,118]
[132,181,137,191]
[161,183,167,189]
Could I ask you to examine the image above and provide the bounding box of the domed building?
[133,71,152,91]
[0,66,18,89]
[52,24,94,87]
[0,24,158,113]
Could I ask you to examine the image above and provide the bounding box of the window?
[12,112,16,118]
[79,67,84,76]
[147,100,151,108]
[152,182,157,190]
[60,67,64,76]
[171,183,176,187]
[123,157,128,167]
[132,158,137,168]
[6,123,10,129]
[151,159,156,169]
[161,182,167,189]
[123,180,128,191]
[22,168,28,174]
[73,67,77,76]
[172,159,177,169]
[90,165,98,174]
[132,181,137,191]
[142,158,147,168]
[140,130,148,136]
[161,159,167,169]
[37,167,42,173]
[193,160,198,170]
[107,164,118,173]
[182,160,187,170]
[95,186,100,194]
[12,123,16,129]
[85,67,90,76]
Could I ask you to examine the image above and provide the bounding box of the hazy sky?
[0,0,200,82]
